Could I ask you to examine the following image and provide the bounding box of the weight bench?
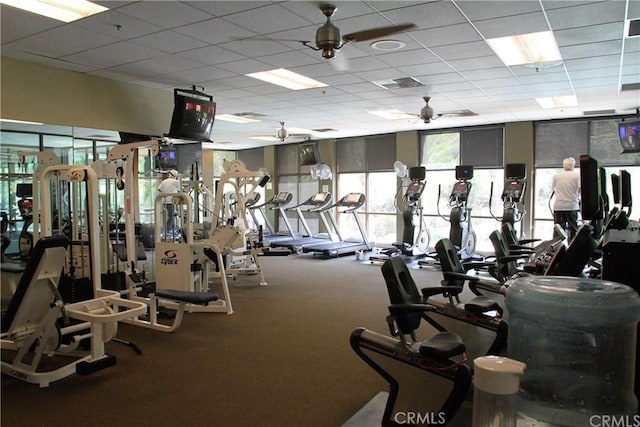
[0,235,146,387]
[122,272,219,333]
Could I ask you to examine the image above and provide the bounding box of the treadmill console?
[311,192,331,204]
[342,193,366,208]
[273,192,293,205]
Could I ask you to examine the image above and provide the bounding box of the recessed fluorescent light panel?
[536,95,577,109]
[246,68,327,90]
[487,31,562,66]
[367,109,416,120]
[216,114,262,124]
[0,0,108,23]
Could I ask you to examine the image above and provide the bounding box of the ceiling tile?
[132,30,209,53]
[117,1,213,27]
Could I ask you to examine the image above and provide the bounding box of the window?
[532,118,640,240]
[276,144,325,235]
[336,134,397,244]
[420,126,504,253]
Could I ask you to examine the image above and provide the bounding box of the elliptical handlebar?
[436,183,450,222]
[489,181,502,222]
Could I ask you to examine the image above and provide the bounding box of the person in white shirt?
[552,157,581,241]
[158,170,181,232]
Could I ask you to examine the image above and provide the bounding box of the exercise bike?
[439,165,477,260]
[370,166,430,262]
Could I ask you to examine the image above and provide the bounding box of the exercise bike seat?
[419,331,466,359]
[463,295,501,315]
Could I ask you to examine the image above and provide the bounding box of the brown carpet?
[1,254,446,427]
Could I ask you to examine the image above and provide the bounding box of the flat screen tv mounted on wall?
[299,141,320,166]
[168,88,216,142]
[156,147,178,169]
[618,121,640,153]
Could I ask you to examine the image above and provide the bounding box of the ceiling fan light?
[322,48,336,59]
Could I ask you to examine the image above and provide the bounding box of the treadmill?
[301,192,373,257]
[247,191,298,244]
[269,192,335,253]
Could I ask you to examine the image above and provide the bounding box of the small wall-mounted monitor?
[168,89,216,142]
[156,147,177,169]
[299,142,320,166]
[618,121,640,153]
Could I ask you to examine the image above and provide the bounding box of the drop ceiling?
[1,0,639,150]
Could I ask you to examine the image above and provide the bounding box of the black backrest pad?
[1,235,69,333]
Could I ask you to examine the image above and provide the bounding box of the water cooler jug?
[506,276,640,426]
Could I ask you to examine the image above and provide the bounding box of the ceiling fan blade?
[342,23,416,43]
[229,35,313,45]
[441,110,478,117]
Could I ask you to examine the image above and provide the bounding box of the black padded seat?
[463,295,501,314]
[154,289,218,306]
[1,235,69,334]
[420,331,465,360]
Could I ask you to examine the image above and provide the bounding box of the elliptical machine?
[439,165,476,260]
[490,163,527,228]
[370,164,430,262]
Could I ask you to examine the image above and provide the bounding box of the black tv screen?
[579,155,602,220]
[299,142,320,166]
[618,121,640,153]
[157,148,177,169]
[169,91,216,141]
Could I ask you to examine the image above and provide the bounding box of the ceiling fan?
[419,96,478,124]
[251,122,311,142]
[304,4,416,59]
[236,4,415,62]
